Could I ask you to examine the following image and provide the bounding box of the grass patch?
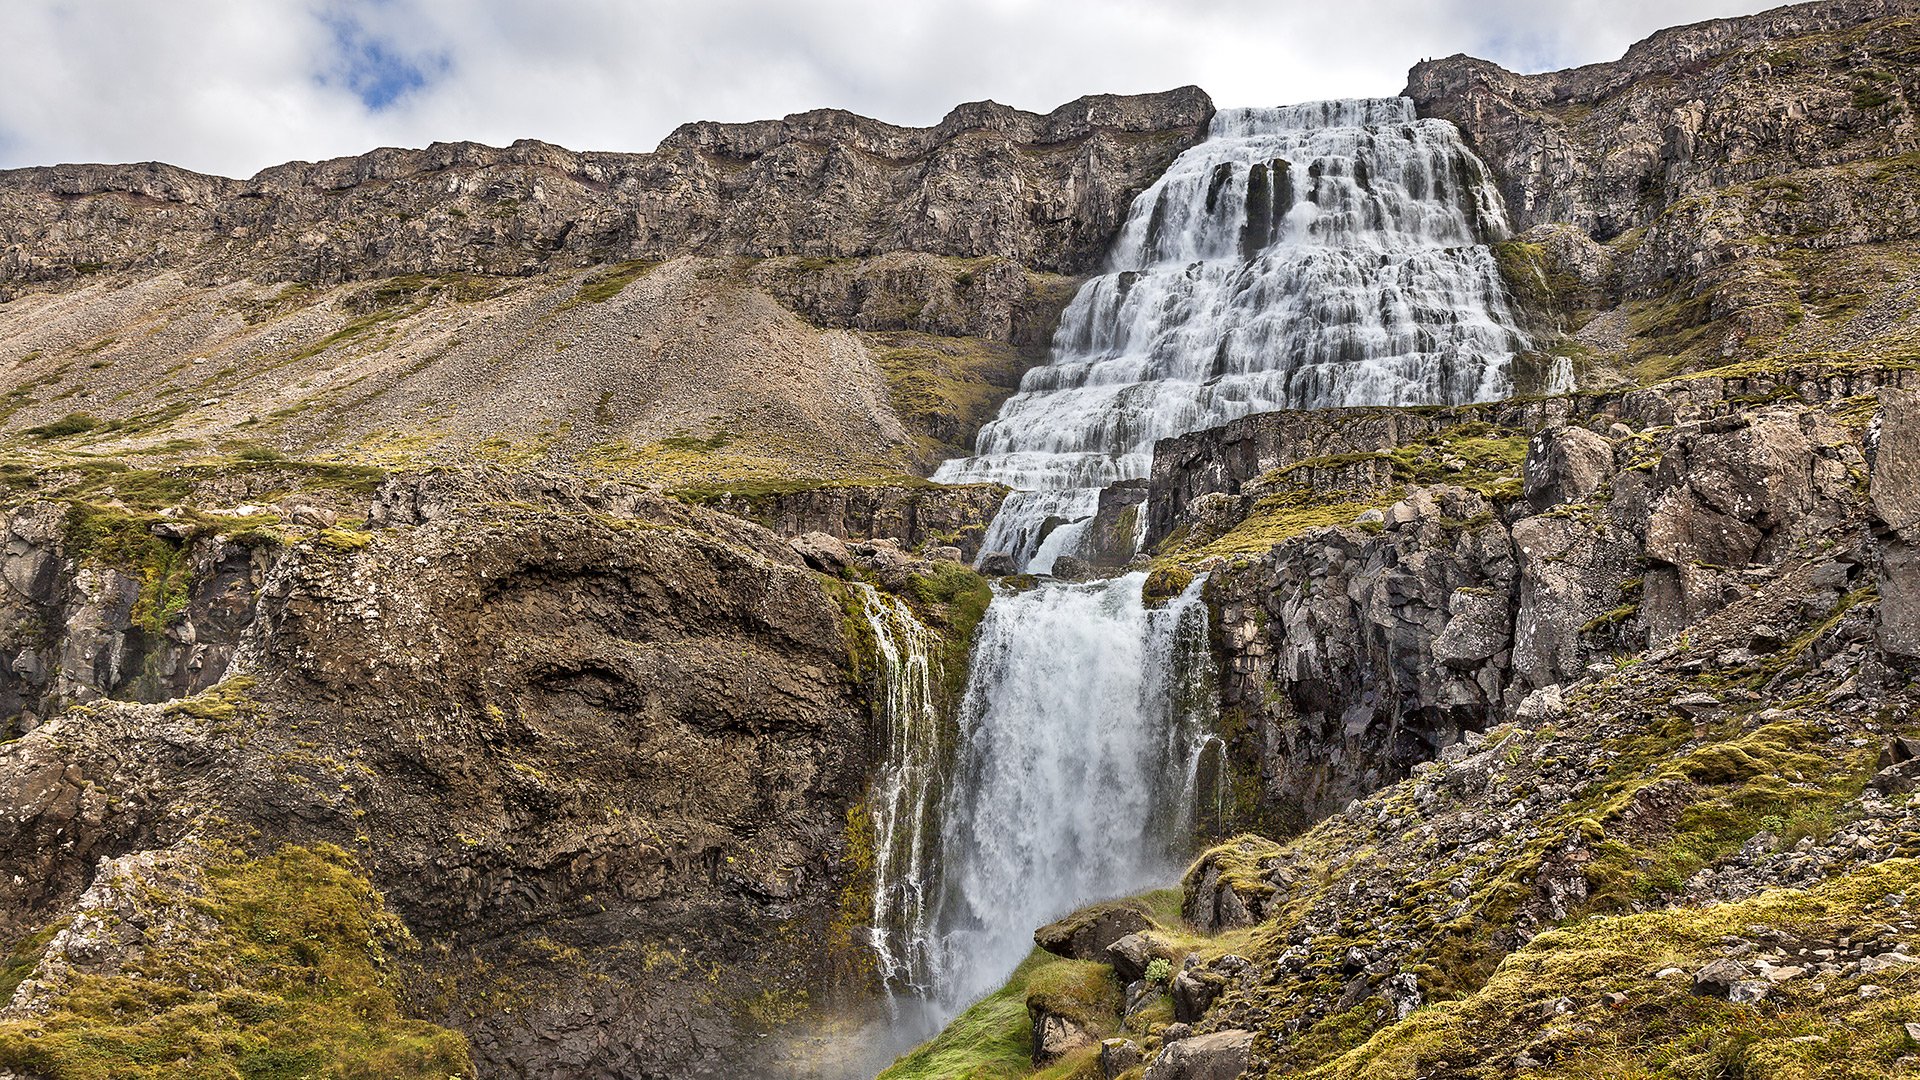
[25,414,104,439]
[0,843,473,1080]
[564,261,658,307]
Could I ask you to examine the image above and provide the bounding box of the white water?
[852,585,949,1005]
[866,98,1525,1058]
[933,97,1527,570]
[925,572,1217,1012]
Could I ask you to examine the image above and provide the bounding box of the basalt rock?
[0,470,920,1079]
[1179,375,1888,832]
[0,89,1214,287]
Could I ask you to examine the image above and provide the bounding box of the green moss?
[1165,491,1388,563]
[879,950,1116,1080]
[0,919,70,1004]
[868,332,1040,468]
[564,261,659,306]
[163,677,258,723]
[316,527,373,552]
[1306,860,1920,1080]
[1143,566,1196,606]
[0,843,473,1080]
[904,562,994,700]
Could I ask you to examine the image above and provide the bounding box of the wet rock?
[1036,899,1154,962]
[1050,554,1097,583]
[979,552,1019,576]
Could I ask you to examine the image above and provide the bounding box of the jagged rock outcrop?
[699,480,1008,560]
[1407,0,1919,241]
[1408,0,1920,364]
[0,89,1214,288]
[0,502,277,737]
[1871,386,1920,657]
[1173,370,1906,829]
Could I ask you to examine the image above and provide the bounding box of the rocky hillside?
[893,364,1920,1080]
[0,467,997,1077]
[887,3,1920,1078]
[0,89,1210,481]
[1409,0,1920,389]
[0,88,1210,1080]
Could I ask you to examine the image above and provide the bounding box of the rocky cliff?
[0,466,994,1077]
[0,88,1213,286]
[1408,0,1920,384]
[0,89,1210,483]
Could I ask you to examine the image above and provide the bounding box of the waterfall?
[870,98,1524,1053]
[932,97,1527,571]
[850,584,950,1005]
[925,572,1217,1012]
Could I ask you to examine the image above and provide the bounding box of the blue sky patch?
[315,8,444,111]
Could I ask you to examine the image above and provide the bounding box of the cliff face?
[1407,0,1920,377]
[0,90,1211,483]
[0,468,994,1078]
[1163,371,1902,831]
[0,88,1213,287]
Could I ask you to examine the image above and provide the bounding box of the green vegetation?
[0,843,473,1080]
[877,949,1119,1080]
[1162,490,1387,563]
[61,502,279,633]
[564,261,658,307]
[25,414,105,439]
[868,332,1036,467]
[1311,860,1920,1079]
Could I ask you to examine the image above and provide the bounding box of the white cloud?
[0,0,1767,177]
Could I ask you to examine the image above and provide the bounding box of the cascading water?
[932,97,1528,570]
[852,584,948,1006]
[927,572,1218,1012]
[868,99,1526,1060]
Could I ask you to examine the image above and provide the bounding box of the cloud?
[0,0,1767,177]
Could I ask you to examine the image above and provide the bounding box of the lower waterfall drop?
[926,572,1217,1013]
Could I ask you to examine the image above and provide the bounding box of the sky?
[0,0,1770,178]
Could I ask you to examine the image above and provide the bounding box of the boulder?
[1100,1039,1144,1079]
[1171,967,1227,1023]
[1143,1028,1254,1080]
[1691,958,1752,998]
[1050,554,1097,583]
[790,532,851,574]
[1030,1009,1092,1065]
[1525,426,1614,510]
[1036,899,1155,962]
[979,552,1019,576]
[1107,931,1174,985]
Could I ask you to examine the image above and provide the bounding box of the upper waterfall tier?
[933,97,1527,569]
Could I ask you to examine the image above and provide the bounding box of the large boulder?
[1525,426,1614,510]
[1036,899,1155,962]
[1143,1028,1254,1080]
